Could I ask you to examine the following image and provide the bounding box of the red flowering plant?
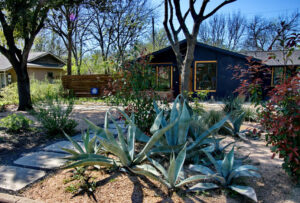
[113,48,164,134]
[260,74,300,181]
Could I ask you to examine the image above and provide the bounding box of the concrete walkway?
[0,121,126,192]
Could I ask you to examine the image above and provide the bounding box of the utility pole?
[152,17,155,51]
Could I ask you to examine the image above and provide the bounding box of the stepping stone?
[43,141,85,153]
[0,165,45,191]
[14,152,67,169]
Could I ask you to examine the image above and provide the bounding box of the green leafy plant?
[132,145,211,193]
[187,91,207,115]
[33,95,77,137]
[0,113,32,133]
[189,147,260,202]
[63,107,179,169]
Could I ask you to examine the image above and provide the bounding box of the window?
[272,67,284,86]
[47,72,54,79]
[194,61,217,91]
[157,66,172,90]
[148,64,173,91]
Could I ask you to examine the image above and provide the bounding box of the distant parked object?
[0,52,66,88]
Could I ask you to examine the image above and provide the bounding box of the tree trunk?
[180,39,196,97]
[15,63,32,110]
[67,29,72,75]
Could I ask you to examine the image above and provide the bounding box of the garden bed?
[20,134,300,203]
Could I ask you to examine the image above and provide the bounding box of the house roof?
[241,50,300,66]
[150,40,252,60]
[0,52,66,71]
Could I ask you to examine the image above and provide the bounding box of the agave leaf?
[221,147,235,178]
[131,167,171,189]
[189,182,219,191]
[87,136,97,154]
[232,112,245,134]
[153,100,160,114]
[150,110,163,134]
[227,165,259,183]
[229,185,258,202]
[134,164,161,176]
[187,116,229,151]
[61,147,79,156]
[176,175,211,187]
[128,123,136,160]
[114,108,150,143]
[189,164,215,175]
[64,157,116,169]
[84,118,107,139]
[202,151,221,174]
[177,101,191,145]
[221,141,236,151]
[134,115,180,164]
[148,157,168,179]
[168,153,176,187]
[169,95,180,145]
[149,144,185,154]
[64,132,84,154]
[202,144,215,153]
[100,139,131,167]
[108,112,129,156]
[83,130,90,153]
[169,145,187,187]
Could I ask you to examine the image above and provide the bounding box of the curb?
[0,193,43,203]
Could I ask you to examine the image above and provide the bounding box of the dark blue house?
[148,40,251,100]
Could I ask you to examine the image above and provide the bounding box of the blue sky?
[152,0,300,28]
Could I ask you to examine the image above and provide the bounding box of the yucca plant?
[151,95,229,155]
[131,145,211,193]
[63,107,179,169]
[189,147,260,202]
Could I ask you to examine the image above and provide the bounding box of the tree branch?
[203,0,236,20]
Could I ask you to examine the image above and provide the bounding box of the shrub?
[260,75,300,181]
[0,113,32,133]
[0,79,63,105]
[33,96,77,137]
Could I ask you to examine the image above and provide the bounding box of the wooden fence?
[61,74,122,97]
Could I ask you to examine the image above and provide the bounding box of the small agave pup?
[63,107,180,169]
[131,145,212,193]
[189,147,260,202]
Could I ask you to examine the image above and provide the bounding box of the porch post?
[4,71,7,87]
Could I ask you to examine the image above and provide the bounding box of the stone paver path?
[0,121,126,192]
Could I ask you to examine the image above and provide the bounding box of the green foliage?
[189,147,260,202]
[260,75,300,181]
[63,107,179,169]
[33,95,77,137]
[0,113,32,133]
[0,79,63,105]
[187,91,207,115]
[132,145,211,191]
